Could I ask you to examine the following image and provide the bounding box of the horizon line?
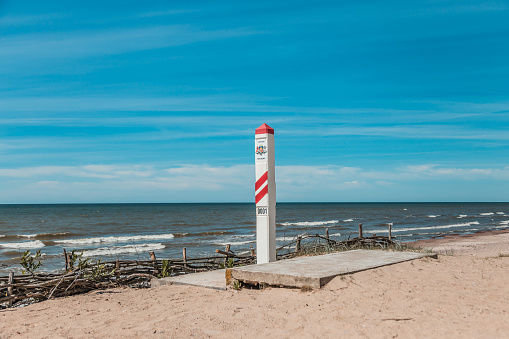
[1,201,508,205]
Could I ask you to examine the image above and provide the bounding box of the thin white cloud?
[0,24,263,61]
[401,2,508,17]
[0,13,67,26]
[0,94,263,113]
[0,165,153,179]
[402,164,509,181]
[1,163,508,204]
[289,124,509,141]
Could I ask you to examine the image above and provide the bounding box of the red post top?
[255,123,274,135]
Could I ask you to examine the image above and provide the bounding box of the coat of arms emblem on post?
[255,145,267,156]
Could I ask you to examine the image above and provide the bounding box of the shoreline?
[1,230,508,338]
[410,228,509,257]
[2,202,507,275]
[3,227,508,276]
[1,228,508,275]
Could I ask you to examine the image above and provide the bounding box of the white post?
[255,123,276,264]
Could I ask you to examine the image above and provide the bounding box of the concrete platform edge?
[231,251,438,289]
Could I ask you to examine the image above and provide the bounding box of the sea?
[1,203,508,274]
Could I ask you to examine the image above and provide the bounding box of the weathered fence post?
[7,272,13,307]
[149,251,158,276]
[358,223,363,238]
[63,248,69,271]
[224,244,231,267]
[388,223,393,241]
[115,259,120,280]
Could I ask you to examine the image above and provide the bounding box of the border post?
[255,123,276,264]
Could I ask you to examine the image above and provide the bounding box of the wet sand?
[1,230,508,338]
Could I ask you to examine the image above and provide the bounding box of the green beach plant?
[219,258,235,269]
[68,250,90,271]
[158,259,173,278]
[232,280,242,291]
[85,260,113,280]
[20,249,43,275]
[225,258,235,268]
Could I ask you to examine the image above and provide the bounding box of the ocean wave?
[428,215,439,218]
[81,243,165,257]
[279,220,339,227]
[329,233,342,237]
[21,232,71,240]
[479,212,494,216]
[0,240,45,249]
[172,233,189,238]
[457,215,468,218]
[192,231,234,237]
[232,234,255,239]
[20,234,41,238]
[0,232,74,242]
[366,222,480,234]
[500,220,509,225]
[94,222,123,226]
[276,236,296,242]
[54,234,175,245]
[343,219,354,222]
[0,250,21,257]
[496,212,505,215]
[214,240,255,246]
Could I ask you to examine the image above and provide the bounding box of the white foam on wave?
[366,221,480,234]
[20,234,39,238]
[19,232,70,238]
[280,220,339,227]
[329,233,342,237]
[480,212,494,216]
[500,220,509,225]
[232,234,255,239]
[215,240,255,246]
[81,243,165,257]
[457,215,468,219]
[403,209,407,211]
[428,215,439,218]
[276,236,297,242]
[0,240,45,249]
[55,234,175,245]
[496,212,505,215]
[343,219,354,222]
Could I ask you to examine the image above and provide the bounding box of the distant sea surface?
[1,203,508,273]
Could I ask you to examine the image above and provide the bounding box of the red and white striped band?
[255,171,268,204]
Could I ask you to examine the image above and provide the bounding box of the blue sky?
[1,0,508,203]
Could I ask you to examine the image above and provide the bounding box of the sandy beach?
[1,230,508,339]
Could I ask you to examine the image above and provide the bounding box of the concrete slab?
[151,269,227,291]
[231,250,435,289]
